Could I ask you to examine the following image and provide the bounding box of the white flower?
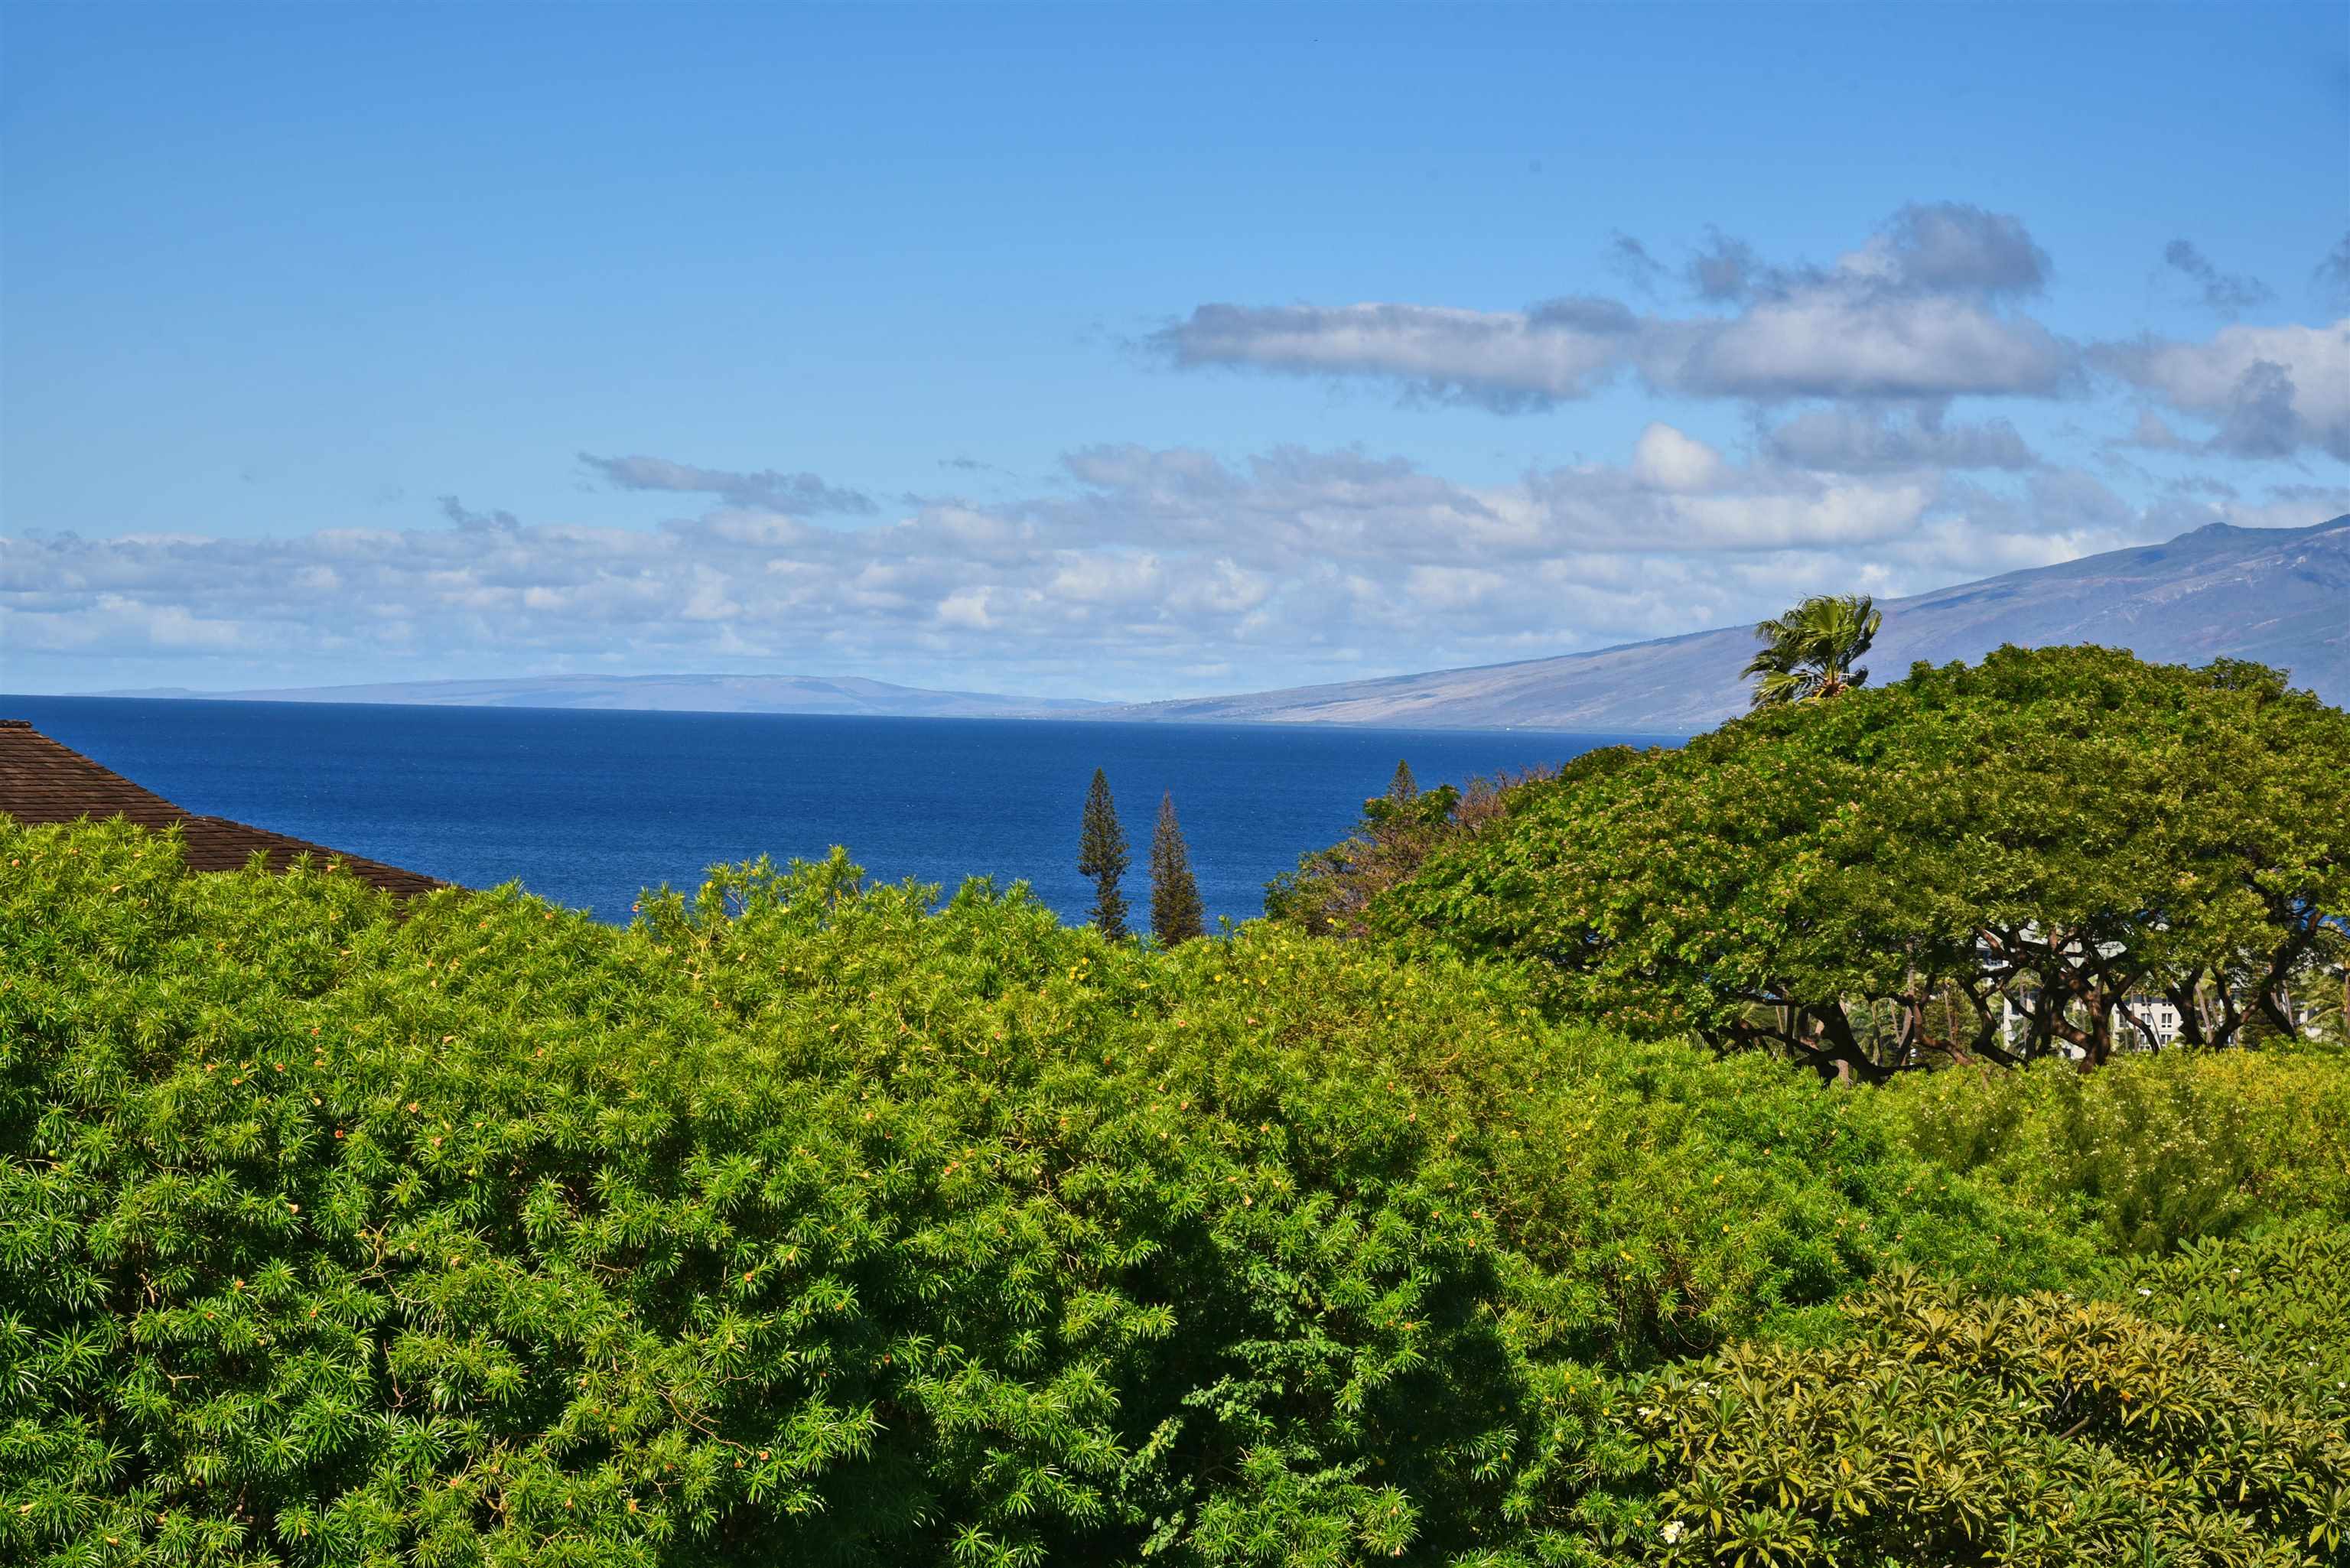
[1660,1520,1686,1544]
[2137,1287,2153,1296]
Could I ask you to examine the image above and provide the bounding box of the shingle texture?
[0,718,448,899]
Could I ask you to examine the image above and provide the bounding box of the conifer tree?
[1077,767,1129,939]
[1387,758,1418,803]
[1150,791,1206,946]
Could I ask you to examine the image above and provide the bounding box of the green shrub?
[1868,1048,2350,1253]
[1555,1270,2350,1567]
[1460,1029,2092,1368]
[2114,1227,2350,1390]
[0,819,2330,1566]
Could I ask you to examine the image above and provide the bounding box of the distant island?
[99,672,1108,721]
[100,514,2350,729]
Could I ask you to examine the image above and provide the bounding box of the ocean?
[3,696,1666,926]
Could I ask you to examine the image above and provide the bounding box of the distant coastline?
[93,673,1106,723]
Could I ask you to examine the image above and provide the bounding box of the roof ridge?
[1,722,449,897]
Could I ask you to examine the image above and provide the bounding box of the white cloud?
[11,438,2328,699]
[2161,239,2274,317]
[1659,291,2073,399]
[1153,203,2080,408]
[1154,301,1629,409]
[935,587,993,630]
[2093,320,2350,460]
[577,453,875,515]
[1629,423,1727,491]
[1151,206,2350,467]
[1764,408,2039,473]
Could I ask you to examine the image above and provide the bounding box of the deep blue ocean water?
[4,696,1668,925]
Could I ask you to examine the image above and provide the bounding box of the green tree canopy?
[1378,646,2350,1079]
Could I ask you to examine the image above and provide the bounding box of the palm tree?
[1743,594,1882,708]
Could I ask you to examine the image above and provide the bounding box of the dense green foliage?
[1375,647,2350,1078]
[7,752,2350,1563]
[1615,1263,2350,1566]
[2116,1226,2350,1389]
[1149,795,1205,948]
[1868,1049,2350,1254]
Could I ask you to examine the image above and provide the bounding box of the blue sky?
[4,1,2345,698]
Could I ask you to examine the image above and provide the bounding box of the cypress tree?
[1149,792,1206,946]
[1387,758,1418,802]
[1077,767,1129,939]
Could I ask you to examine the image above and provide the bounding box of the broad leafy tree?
[1378,646,2350,1078]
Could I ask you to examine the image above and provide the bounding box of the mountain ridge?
[1076,513,2350,732]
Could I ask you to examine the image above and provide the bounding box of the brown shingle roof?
[0,718,449,899]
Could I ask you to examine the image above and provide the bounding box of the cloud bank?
[8,436,2335,697]
[2096,322,2350,462]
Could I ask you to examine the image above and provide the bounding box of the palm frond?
[1744,594,1882,706]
